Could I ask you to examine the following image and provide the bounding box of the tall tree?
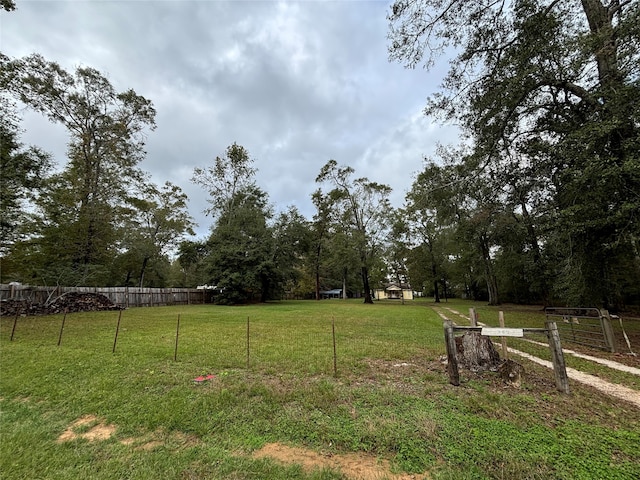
[403,163,454,303]
[0,96,50,257]
[175,240,209,287]
[316,160,392,304]
[206,185,273,304]
[1,53,156,284]
[309,189,333,300]
[192,144,276,303]
[268,206,312,300]
[389,0,640,307]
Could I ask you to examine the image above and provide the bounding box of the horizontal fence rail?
[545,307,616,353]
[0,284,213,309]
[443,320,570,393]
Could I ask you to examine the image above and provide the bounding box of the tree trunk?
[520,199,549,304]
[581,0,622,96]
[361,266,373,304]
[260,274,269,303]
[314,243,321,300]
[581,0,632,160]
[138,256,149,288]
[428,240,440,302]
[455,332,501,372]
[342,269,348,300]
[395,271,405,305]
[480,235,500,305]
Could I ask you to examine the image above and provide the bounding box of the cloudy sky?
[2,0,459,237]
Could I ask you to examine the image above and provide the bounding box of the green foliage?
[389,0,640,308]
[191,142,258,221]
[0,53,164,286]
[192,145,317,303]
[315,160,393,304]
[119,181,195,287]
[207,185,274,303]
[0,96,51,259]
[1,0,15,12]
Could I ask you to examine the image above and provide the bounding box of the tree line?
[1,0,638,309]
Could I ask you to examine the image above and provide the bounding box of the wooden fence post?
[57,310,68,346]
[444,321,460,386]
[174,314,181,361]
[246,316,250,369]
[112,310,123,354]
[599,310,617,353]
[469,307,477,327]
[10,310,19,341]
[498,311,508,359]
[332,316,337,377]
[545,321,570,394]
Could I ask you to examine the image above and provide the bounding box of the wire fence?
[2,309,436,377]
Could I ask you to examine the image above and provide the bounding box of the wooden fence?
[0,284,213,308]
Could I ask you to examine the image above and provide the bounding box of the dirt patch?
[57,416,200,450]
[122,429,200,451]
[253,442,428,480]
[57,415,116,443]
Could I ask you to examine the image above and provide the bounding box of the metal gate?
[545,307,616,352]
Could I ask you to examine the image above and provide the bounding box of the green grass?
[1,299,639,479]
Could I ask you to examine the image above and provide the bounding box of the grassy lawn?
[1,299,639,479]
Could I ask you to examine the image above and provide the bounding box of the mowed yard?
[1,300,639,480]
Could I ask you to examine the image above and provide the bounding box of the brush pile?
[1,292,122,316]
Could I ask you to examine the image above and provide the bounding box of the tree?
[269,206,312,299]
[389,0,640,308]
[403,163,455,303]
[192,144,277,303]
[206,186,273,304]
[0,96,50,257]
[191,142,257,221]
[308,189,333,300]
[316,160,392,304]
[1,53,157,284]
[386,218,412,303]
[175,240,209,287]
[120,181,195,287]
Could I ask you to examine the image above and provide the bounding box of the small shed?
[320,288,343,299]
[374,282,413,301]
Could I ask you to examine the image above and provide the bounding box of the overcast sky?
[2,0,459,238]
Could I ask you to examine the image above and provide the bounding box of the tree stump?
[498,359,525,387]
[455,332,502,372]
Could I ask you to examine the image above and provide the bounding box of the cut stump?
[455,332,502,372]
